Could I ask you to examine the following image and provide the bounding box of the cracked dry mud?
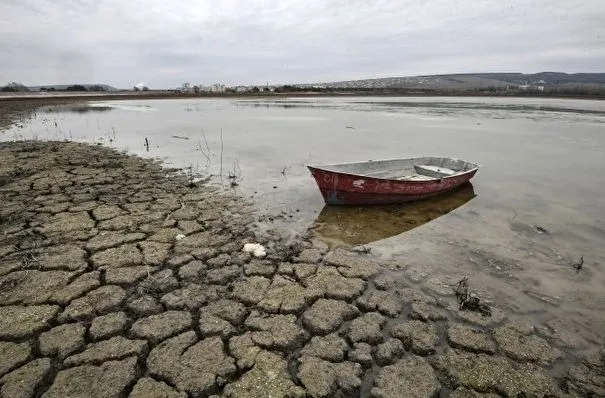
[0,141,603,398]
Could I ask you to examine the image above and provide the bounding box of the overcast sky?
[1,0,603,88]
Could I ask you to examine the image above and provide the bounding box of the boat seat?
[414,164,456,178]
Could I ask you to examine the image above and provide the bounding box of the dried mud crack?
[0,140,603,398]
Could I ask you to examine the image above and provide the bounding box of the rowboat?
[307,157,479,205]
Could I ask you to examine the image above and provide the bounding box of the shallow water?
[3,96,605,349]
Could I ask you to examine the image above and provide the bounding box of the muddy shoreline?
[0,140,602,397]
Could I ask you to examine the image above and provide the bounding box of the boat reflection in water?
[310,182,476,247]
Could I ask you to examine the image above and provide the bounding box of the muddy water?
[3,96,605,349]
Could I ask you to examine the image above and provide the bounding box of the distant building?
[211,84,225,93]
[181,83,191,93]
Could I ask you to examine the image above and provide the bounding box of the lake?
[3,96,605,349]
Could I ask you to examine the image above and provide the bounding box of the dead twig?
[220,129,224,183]
[228,160,242,187]
[572,255,584,273]
[455,276,491,316]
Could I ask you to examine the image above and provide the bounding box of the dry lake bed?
[0,96,604,397]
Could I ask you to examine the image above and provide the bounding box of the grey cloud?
[0,0,603,88]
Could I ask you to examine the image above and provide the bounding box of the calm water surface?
[3,96,605,349]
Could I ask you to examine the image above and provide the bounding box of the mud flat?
[0,140,602,397]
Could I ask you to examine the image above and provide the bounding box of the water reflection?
[310,183,476,246]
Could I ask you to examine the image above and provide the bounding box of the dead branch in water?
[455,276,492,316]
[572,255,584,273]
[198,129,212,164]
[228,160,241,187]
[220,129,224,183]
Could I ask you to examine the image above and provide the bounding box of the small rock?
[371,355,440,398]
[302,298,359,335]
[39,323,86,359]
[348,312,385,345]
[374,338,405,366]
[447,323,496,354]
[127,295,164,317]
[131,311,193,343]
[89,312,129,341]
[42,356,138,398]
[64,336,148,366]
[391,320,439,355]
[0,358,52,398]
[300,334,349,362]
[0,342,31,377]
[349,342,373,366]
[129,377,187,398]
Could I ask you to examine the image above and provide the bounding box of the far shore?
[1,89,604,103]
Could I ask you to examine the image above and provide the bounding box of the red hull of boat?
[307,166,478,205]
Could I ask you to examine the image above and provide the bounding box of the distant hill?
[27,84,118,92]
[310,72,605,91]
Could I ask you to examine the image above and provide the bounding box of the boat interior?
[313,157,479,181]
